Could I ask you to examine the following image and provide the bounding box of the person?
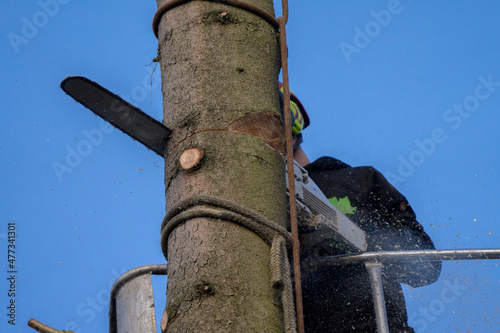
[279,83,442,332]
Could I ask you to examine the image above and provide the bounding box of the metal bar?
[106,250,500,332]
[299,248,500,333]
[306,248,500,268]
[365,262,390,333]
[109,264,168,333]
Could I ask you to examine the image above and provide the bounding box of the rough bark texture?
[155,0,286,331]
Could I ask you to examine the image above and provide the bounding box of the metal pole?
[365,262,390,333]
[306,248,500,268]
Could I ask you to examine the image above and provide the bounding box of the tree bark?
[155,1,286,331]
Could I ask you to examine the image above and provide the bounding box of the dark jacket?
[300,157,441,332]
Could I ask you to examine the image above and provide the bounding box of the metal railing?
[107,249,500,333]
[307,248,500,333]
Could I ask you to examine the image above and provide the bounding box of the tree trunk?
[155,1,286,331]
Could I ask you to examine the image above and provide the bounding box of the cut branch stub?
[160,309,168,332]
[179,148,204,171]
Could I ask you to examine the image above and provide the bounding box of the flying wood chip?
[61,76,172,156]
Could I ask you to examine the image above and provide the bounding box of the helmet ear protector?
[278,82,309,134]
[278,83,309,150]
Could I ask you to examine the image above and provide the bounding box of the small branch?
[28,319,74,333]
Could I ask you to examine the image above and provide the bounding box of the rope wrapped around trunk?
[161,195,297,332]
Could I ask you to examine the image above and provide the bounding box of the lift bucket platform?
[109,265,168,333]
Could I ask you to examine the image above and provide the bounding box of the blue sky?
[1,1,499,332]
